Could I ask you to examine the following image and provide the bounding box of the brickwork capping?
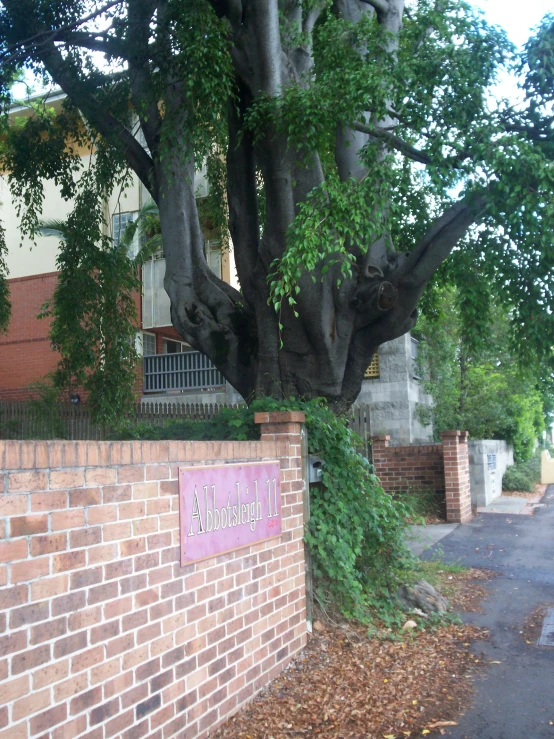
[441,430,469,441]
[254,412,306,425]
[371,435,390,443]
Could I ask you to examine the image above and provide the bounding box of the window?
[142,258,172,328]
[137,125,149,153]
[205,240,222,279]
[142,332,156,356]
[163,339,188,354]
[364,353,380,379]
[113,211,139,259]
[194,163,209,198]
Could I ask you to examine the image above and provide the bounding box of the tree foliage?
[38,199,160,423]
[414,288,552,462]
[0,1,553,417]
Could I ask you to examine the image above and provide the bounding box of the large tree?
[0,0,553,412]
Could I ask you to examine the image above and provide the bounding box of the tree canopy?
[413,287,552,461]
[0,0,553,418]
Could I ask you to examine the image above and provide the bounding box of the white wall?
[1,149,146,280]
[0,175,71,279]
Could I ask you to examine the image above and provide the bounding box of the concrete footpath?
[417,485,554,739]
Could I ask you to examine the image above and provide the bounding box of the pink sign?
[178,461,282,565]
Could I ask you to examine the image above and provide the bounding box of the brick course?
[0,413,307,738]
[371,431,472,524]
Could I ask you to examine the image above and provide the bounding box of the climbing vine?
[252,399,415,620]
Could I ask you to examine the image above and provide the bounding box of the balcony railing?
[143,351,226,394]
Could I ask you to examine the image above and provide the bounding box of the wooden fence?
[0,400,373,445]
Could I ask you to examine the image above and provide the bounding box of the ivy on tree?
[0,1,553,418]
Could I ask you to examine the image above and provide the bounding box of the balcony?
[143,351,226,394]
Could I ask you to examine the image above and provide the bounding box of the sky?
[12,0,551,100]
[471,0,550,49]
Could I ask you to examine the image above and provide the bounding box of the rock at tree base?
[397,580,448,614]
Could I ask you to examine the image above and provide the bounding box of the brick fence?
[0,412,307,738]
[371,430,472,524]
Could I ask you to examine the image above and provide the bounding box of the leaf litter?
[214,569,493,739]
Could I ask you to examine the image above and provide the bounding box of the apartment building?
[0,91,239,403]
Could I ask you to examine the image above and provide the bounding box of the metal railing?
[0,400,243,440]
[0,398,374,443]
[143,351,226,393]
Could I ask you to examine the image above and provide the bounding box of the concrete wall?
[0,412,307,738]
[357,335,433,445]
[468,440,514,508]
[141,385,243,406]
[541,450,554,485]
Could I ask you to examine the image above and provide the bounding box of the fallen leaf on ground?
[213,571,492,739]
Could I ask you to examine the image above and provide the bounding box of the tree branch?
[226,82,260,300]
[40,43,156,196]
[398,193,488,286]
[127,0,162,157]
[246,0,282,95]
[0,0,125,66]
[303,2,326,35]
[504,121,554,142]
[333,0,376,182]
[353,120,432,164]
[54,31,125,57]
[359,0,389,18]
[206,0,243,29]
[353,120,475,168]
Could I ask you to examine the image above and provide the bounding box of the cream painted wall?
[1,174,72,279]
[2,97,239,295]
[1,154,143,280]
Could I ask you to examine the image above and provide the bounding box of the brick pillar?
[442,430,472,523]
[254,411,306,444]
[370,434,390,473]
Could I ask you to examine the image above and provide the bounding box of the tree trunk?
[12,0,489,414]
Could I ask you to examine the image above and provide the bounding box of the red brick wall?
[371,436,445,495]
[371,433,472,524]
[0,274,60,400]
[0,413,307,738]
[0,274,144,402]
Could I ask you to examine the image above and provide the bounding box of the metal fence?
[0,401,246,441]
[0,402,109,441]
[0,399,373,445]
[348,404,372,460]
[143,352,226,393]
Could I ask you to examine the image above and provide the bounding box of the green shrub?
[502,453,541,492]
[393,487,445,521]
[112,406,258,442]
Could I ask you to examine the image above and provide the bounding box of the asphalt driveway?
[419,485,554,739]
